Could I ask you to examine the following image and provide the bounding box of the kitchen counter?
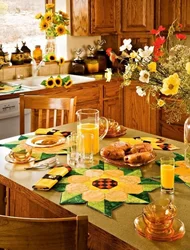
[0,124,189,250]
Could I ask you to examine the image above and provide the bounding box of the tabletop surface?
[0,123,189,250]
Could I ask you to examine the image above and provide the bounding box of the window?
[0,0,46,57]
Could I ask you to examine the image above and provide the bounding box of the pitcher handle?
[99,117,109,140]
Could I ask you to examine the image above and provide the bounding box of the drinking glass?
[160,156,175,194]
[9,145,32,164]
[66,133,80,167]
[80,133,94,163]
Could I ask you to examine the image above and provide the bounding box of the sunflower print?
[40,20,49,31]
[35,13,42,19]
[47,53,56,62]
[58,57,65,66]
[46,78,55,88]
[55,77,62,87]
[56,24,66,36]
[44,11,53,23]
[64,80,73,88]
[46,3,54,9]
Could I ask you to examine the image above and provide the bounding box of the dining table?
[0,123,189,250]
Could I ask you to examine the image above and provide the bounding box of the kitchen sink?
[6,74,95,89]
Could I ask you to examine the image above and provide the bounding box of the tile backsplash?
[1,61,70,81]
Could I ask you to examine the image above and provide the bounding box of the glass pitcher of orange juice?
[76,109,108,155]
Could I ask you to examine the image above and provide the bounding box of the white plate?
[26,135,65,148]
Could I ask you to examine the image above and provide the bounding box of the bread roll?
[110,141,131,154]
[124,151,154,164]
[101,145,125,160]
[129,143,153,154]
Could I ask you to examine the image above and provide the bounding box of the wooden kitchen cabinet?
[155,0,181,29]
[123,82,158,135]
[120,0,154,33]
[103,80,123,124]
[71,0,119,36]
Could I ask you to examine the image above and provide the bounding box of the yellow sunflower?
[47,53,56,62]
[46,78,55,88]
[56,24,66,36]
[61,12,69,19]
[46,3,54,9]
[64,80,73,88]
[44,11,53,23]
[58,57,65,66]
[160,73,180,96]
[55,77,62,87]
[157,99,165,107]
[35,13,42,19]
[39,20,49,31]
[148,62,157,72]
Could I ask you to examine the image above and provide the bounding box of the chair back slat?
[20,95,77,134]
[0,215,88,250]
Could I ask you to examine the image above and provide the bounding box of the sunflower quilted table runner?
[54,161,160,217]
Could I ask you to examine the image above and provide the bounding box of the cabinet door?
[123,82,158,134]
[120,0,154,32]
[181,0,190,31]
[71,0,90,36]
[91,0,119,34]
[155,0,181,28]
[103,81,123,124]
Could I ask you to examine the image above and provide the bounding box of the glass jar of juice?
[33,45,42,63]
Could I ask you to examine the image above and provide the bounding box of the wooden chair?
[20,94,77,134]
[0,215,88,250]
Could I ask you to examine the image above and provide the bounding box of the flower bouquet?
[35,3,70,38]
[105,20,190,123]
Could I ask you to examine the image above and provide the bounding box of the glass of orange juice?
[160,156,175,194]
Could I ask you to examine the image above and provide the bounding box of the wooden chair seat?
[0,215,88,250]
[19,94,77,134]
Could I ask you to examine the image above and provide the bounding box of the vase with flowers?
[105,20,190,166]
[35,3,69,59]
[105,20,190,124]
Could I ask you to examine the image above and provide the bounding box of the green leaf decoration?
[62,75,71,85]
[142,184,160,192]
[90,163,104,170]
[0,143,18,149]
[185,183,190,188]
[60,192,86,204]
[140,178,160,184]
[173,152,184,161]
[18,135,29,140]
[87,200,105,214]
[87,200,123,217]
[53,183,67,192]
[121,168,142,177]
[104,200,123,217]
[72,168,88,175]
[126,192,150,204]
[104,163,118,170]
[175,175,185,183]
[40,80,47,86]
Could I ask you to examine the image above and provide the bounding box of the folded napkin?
[33,165,72,191]
[119,137,179,150]
[35,128,71,137]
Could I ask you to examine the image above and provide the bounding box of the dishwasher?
[0,98,31,139]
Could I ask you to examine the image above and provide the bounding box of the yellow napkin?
[32,166,71,191]
[35,128,71,137]
[119,137,179,150]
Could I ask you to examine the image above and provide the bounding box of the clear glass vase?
[184,116,190,167]
[45,37,56,55]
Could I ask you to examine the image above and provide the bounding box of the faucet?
[32,58,45,77]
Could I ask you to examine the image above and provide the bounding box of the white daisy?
[138,46,154,59]
[139,70,150,83]
[120,39,132,51]
[136,86,146,97]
